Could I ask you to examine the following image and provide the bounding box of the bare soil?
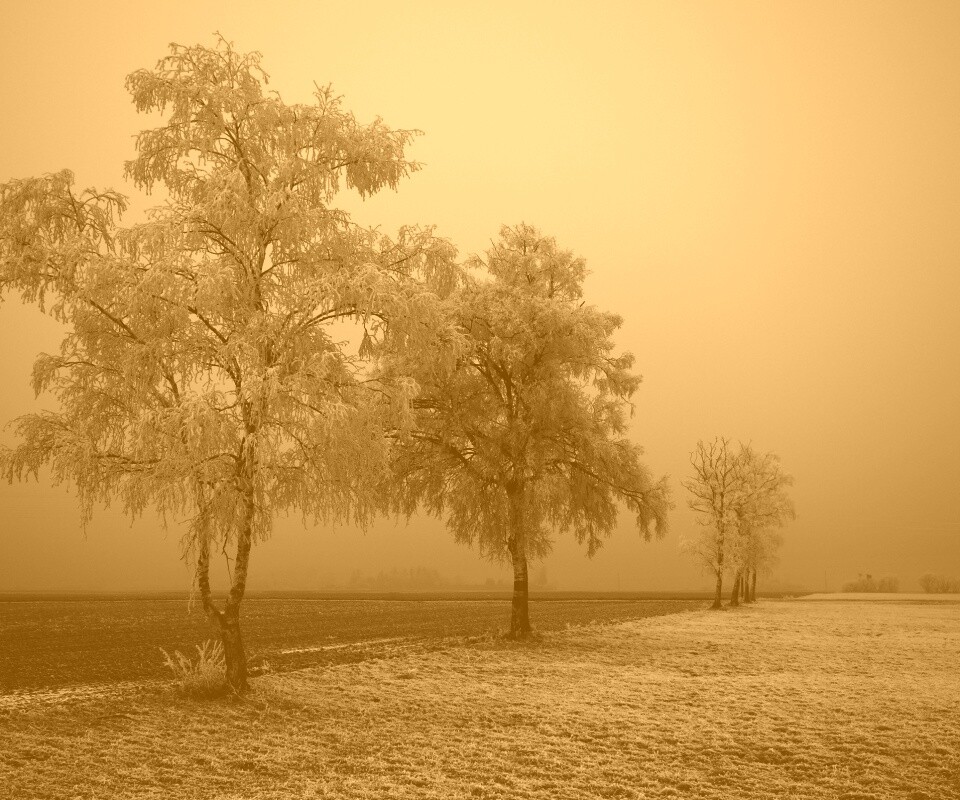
[0,593,704,692]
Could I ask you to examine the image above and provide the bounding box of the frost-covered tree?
[682,439,793,609]
[0,37,456,692]
[682,438,740,609]
[738,527,783,603]
[727,447,794,605]
[390,225,670,638]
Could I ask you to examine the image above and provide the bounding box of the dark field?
[0,592,707,693]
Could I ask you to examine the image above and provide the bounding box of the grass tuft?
[159,639,226,699]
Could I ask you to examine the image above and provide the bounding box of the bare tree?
[681,438,740,609]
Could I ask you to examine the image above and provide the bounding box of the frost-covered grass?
[2,599,958,799]
[160,639,226,699]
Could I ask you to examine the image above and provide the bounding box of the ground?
[0,595,701,691]
[2,597,958,799]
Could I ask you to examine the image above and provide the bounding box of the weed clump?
[160,640,226,698]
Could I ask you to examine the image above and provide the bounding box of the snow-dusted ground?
[2,599,958,799]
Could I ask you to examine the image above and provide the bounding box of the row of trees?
[0,39,670,693]
[842,574,960,593]
[840,573,960,594]
[681,437,795,609]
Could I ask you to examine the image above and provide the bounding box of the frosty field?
[2,597,958,799]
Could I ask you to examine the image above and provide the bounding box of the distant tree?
[681,438,740,609]
[842,574,900,593]
[389,225,670,638]
[727,445,794,606]
[919,573,960,593]
[740,527,784,603]
[843,574,878,592]
[0,37,456,692]
[682,438,793,609]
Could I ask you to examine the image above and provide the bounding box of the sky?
[1,1,958,593]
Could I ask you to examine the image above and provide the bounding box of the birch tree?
[0,37,456,692]
[390,225,670,638]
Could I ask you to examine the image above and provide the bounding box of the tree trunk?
[750,569,758,603]
[711,567,724,610]
[195,483,255,695]
[506,483,532,638]
[710,523,726,610]
[219,602,247,694]
[729,570,742,607]
[741,570,748,602]
[510,549,531,638]
[223,491,254,694]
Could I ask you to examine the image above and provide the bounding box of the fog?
[1,1,958,593]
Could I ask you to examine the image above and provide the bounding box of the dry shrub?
[160,639,226,698]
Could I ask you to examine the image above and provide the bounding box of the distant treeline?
[346,567,552,592]
[842,574,899,593]
[841,573,960,593]
[348,567,448,591]
[918,573,960,593]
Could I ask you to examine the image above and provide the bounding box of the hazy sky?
[1,1,958,592]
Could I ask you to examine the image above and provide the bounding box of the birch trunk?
[219,603,247,693]
[510,548,531,638]
[506,484,532,638]
[196,482,255,695]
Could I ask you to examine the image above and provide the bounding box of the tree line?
[0,38,792,694]
[842,574,960,594]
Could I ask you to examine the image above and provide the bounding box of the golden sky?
[1,1,958,591]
